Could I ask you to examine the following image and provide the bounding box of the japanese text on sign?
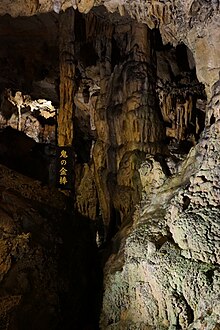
[56,147,74,190]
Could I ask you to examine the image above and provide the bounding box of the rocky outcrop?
[101,120,220,330]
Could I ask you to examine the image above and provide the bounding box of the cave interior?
[0,4,210,330]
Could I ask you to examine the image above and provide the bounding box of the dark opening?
[183,195,191,211]
[210,113,216,125]
[79,42,99,67]
[176,44,190,72]
[111,36,122,70]
[107,207,121,241]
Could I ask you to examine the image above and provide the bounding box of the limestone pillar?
[58,8,75,147]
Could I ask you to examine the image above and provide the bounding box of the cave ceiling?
[0,5,132,103]
[0,0,218,99]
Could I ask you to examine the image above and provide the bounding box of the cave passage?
[0,6,207,330]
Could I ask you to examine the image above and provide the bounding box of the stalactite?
[58,8,76,147]
[159,87,203,142]
[90,20,166,236]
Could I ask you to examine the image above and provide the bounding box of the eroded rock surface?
[101,121,220,330]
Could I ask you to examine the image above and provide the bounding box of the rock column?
[93,21,165,238]
[58,8,76,147]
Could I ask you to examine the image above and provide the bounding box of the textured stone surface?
[75,163,98,220]
[0,165,101,329]
[58,8,75,147]
[101,120,220,330]
[0,90,56,143]
[0,165,65,329]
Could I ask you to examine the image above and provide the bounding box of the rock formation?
[0,1,219,330]
[0,164,101,329]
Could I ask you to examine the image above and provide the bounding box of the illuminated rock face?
[89,19,166,234]
[101,121,220,329]
[0,2,219,330]
[70,9,207,243]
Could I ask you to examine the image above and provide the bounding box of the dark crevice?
[176,44,190,72]
[182,195,191,211]
[210,113,216,125]
[79,42,99,67]
[107,207,122,242]
[154,153,172,176]
[111,36,122,70]
[205,269,215,286]
[186,302,195,326]
[155,235,169,249]
[57,211,103,330]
